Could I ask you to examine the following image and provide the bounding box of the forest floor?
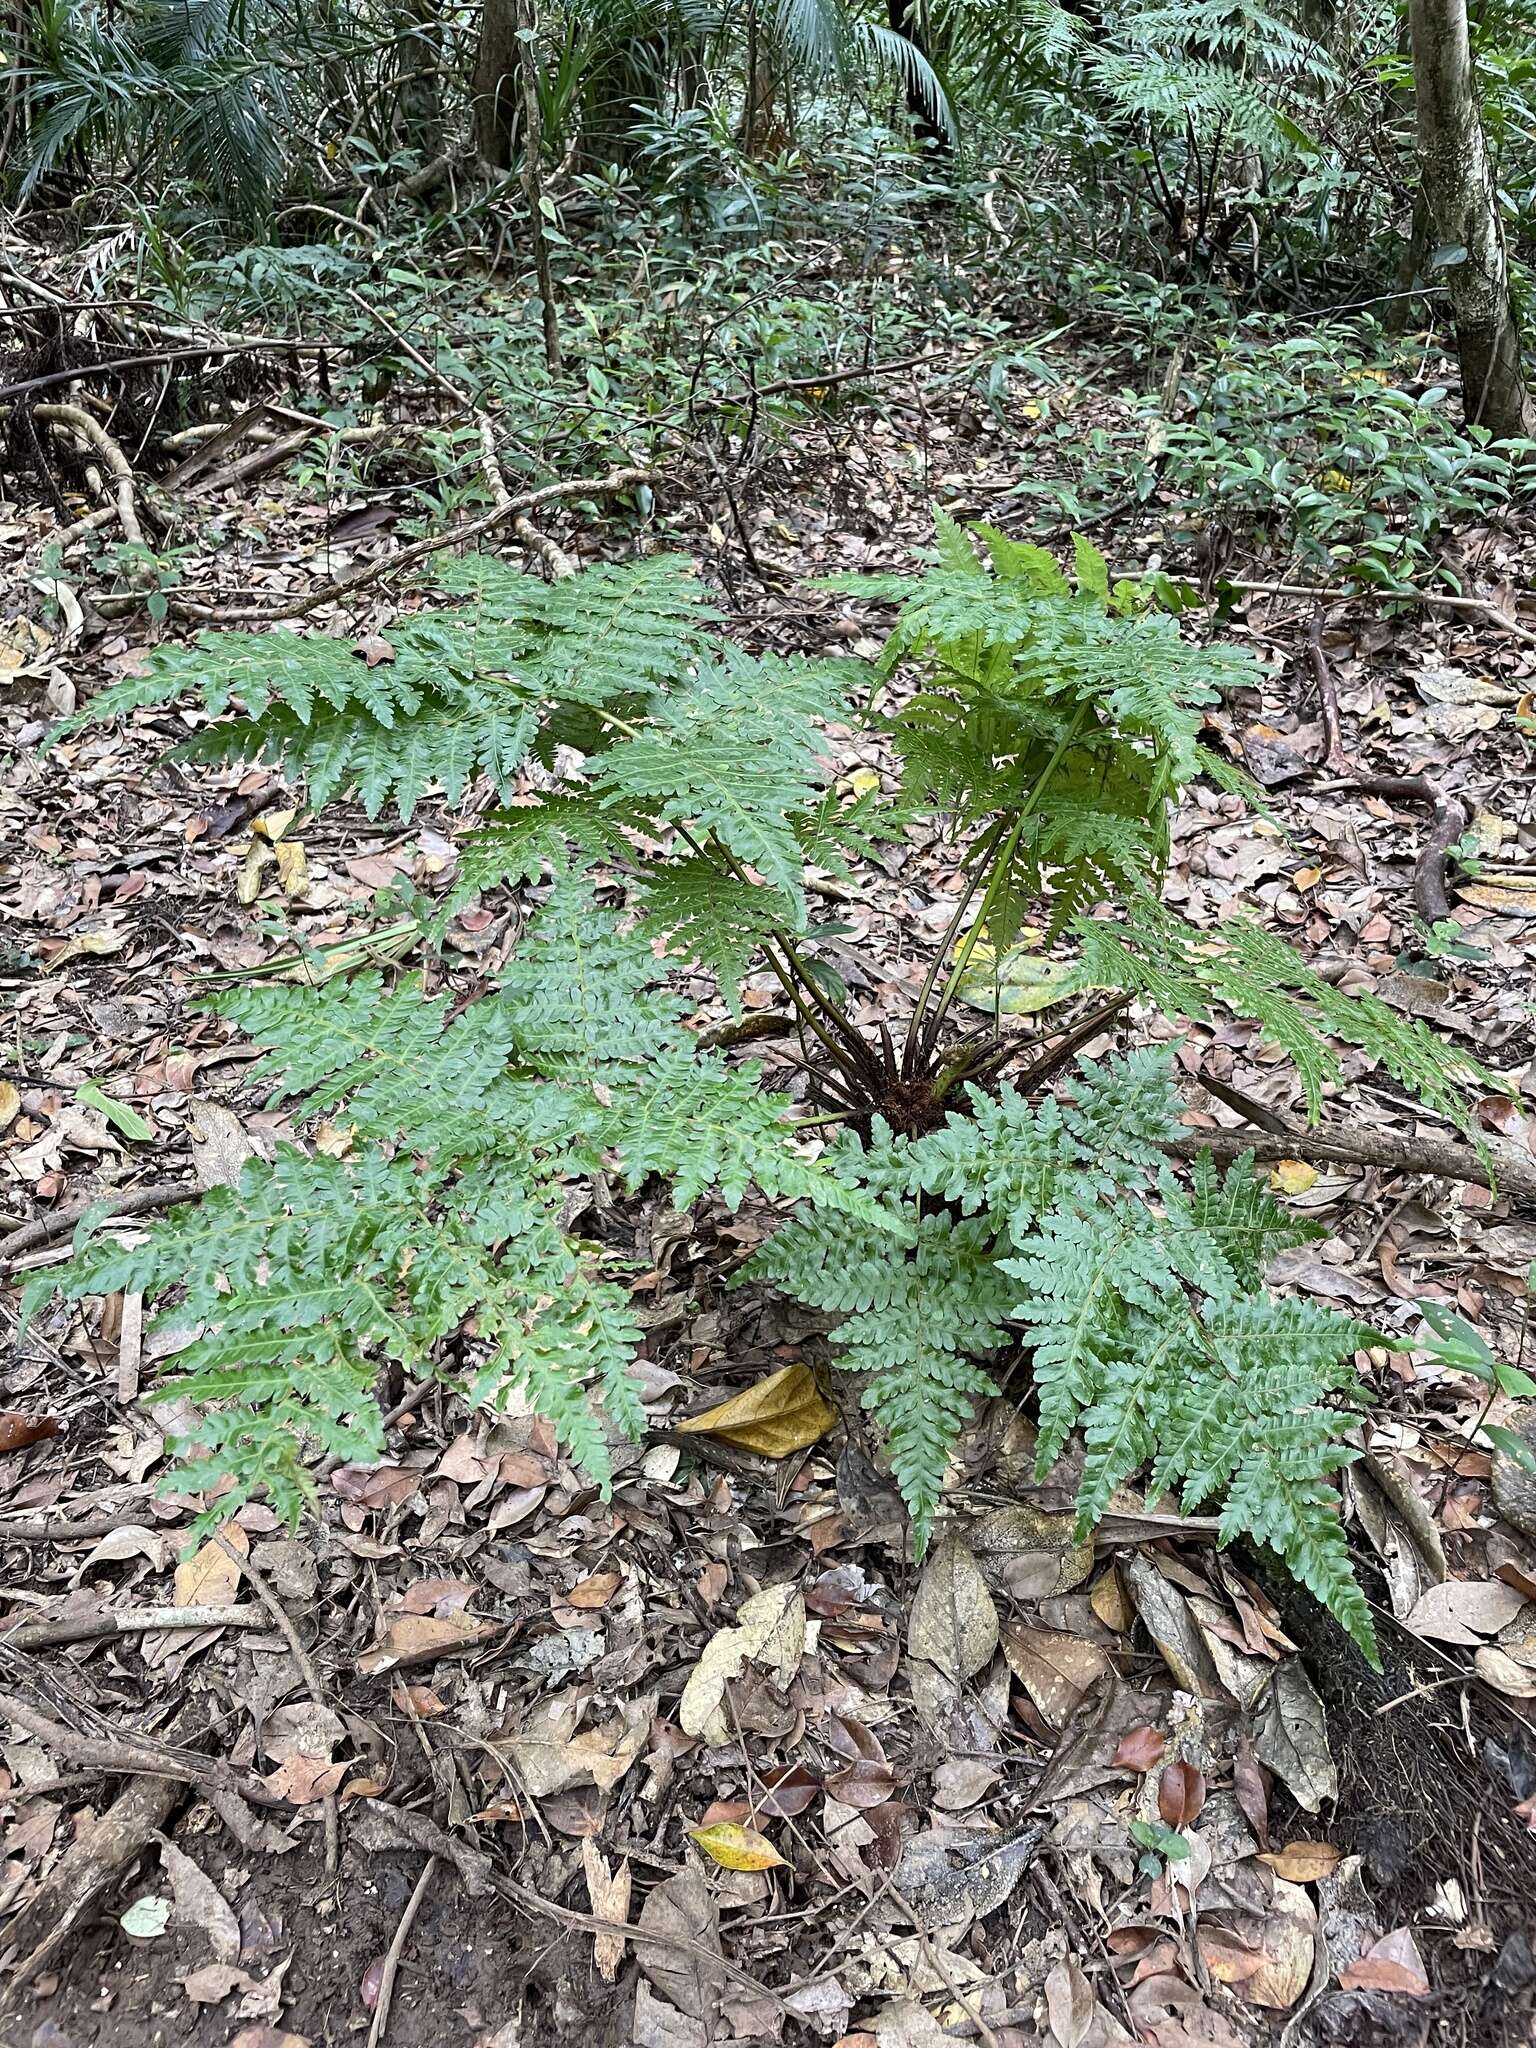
[5,252,1536,2048]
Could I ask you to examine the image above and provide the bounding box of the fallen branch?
[1,1604,267,1651]
[1227,575,1536,648]
[33,401,146,547]
[1165,1121,1536,1204]
[1306,606,1354,775]
[0,1181,198,1275]
[1320,772,1469,925]
[0,1515,168,1545]
[0,337,333,405]
[172,464,658,624]
[0,1771,183,2000]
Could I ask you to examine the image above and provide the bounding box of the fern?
[58,555,715,824]
[747,1051,1382,1657]
[1072,895,1495,1127]
[28,874,869,1528]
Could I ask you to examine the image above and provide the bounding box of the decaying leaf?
[1157,1761,1206,1830]
[635,1868,726,2022]
[971,1500,1094,1596]
[672,1362,836,1458]
[688,1821,785,1871]
[155,1836,241,1963]
[1002,1621,1111,1731]
[581,1839,632,1984]
[1251,1660,1337,1813]
[679,1583,806,1744]
[908,1536,999,1726]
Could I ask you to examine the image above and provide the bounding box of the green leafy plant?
[745,1050,1379,1654]
[36,521,1497,1663]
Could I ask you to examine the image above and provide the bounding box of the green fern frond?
[589,647,842,921]
[1072,897,1493,1128]
[635,858,791,995]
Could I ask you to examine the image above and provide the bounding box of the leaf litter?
[5,265,1536,2048]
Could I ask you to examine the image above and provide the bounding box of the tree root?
[32,402,147,547]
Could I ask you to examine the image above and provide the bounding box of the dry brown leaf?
[1252,1660,1337,1812]
[354,1610,498,1675]
[1338,1926,1431,1997]
[1237,1876,1317,2010]
[672,1362,836,1458]
[581,1839,632,1984]
[679,1583,805,1744]
[174,1523,247,1607]
[1405,1577,1527,1645]
[1258,1839,1342,1883]
[502,1687,656,1797]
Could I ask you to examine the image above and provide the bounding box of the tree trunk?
[514,0,562,373]
[1409,0,1534,435]
[473,0,517,167]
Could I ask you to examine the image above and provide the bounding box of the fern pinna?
[38,520,1491,1660]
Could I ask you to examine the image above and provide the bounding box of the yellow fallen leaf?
[238,841,272,905]
[843,767,881,800]
[1293,866,1323,891]
[174,1522,247,1607]
[1258,1839,1342,1884]
[0,1081,19,1136]
[673,1362,836,1459]
[252,807,298,844]
[1269,1159,1319,1196]
[273,838,309,899]
[688,1821,785,1871]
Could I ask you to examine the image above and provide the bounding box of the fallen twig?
[0,1181,198,1275]
[1166,1121,1535,1203]
[0,1604,267,1651]
[212,1529,339,1876]
[171,464,658,624]
[1306,606,1354,775]
[366,1855,437,2048]
[0,1515,167,1545]
[1227,575,1536,648]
